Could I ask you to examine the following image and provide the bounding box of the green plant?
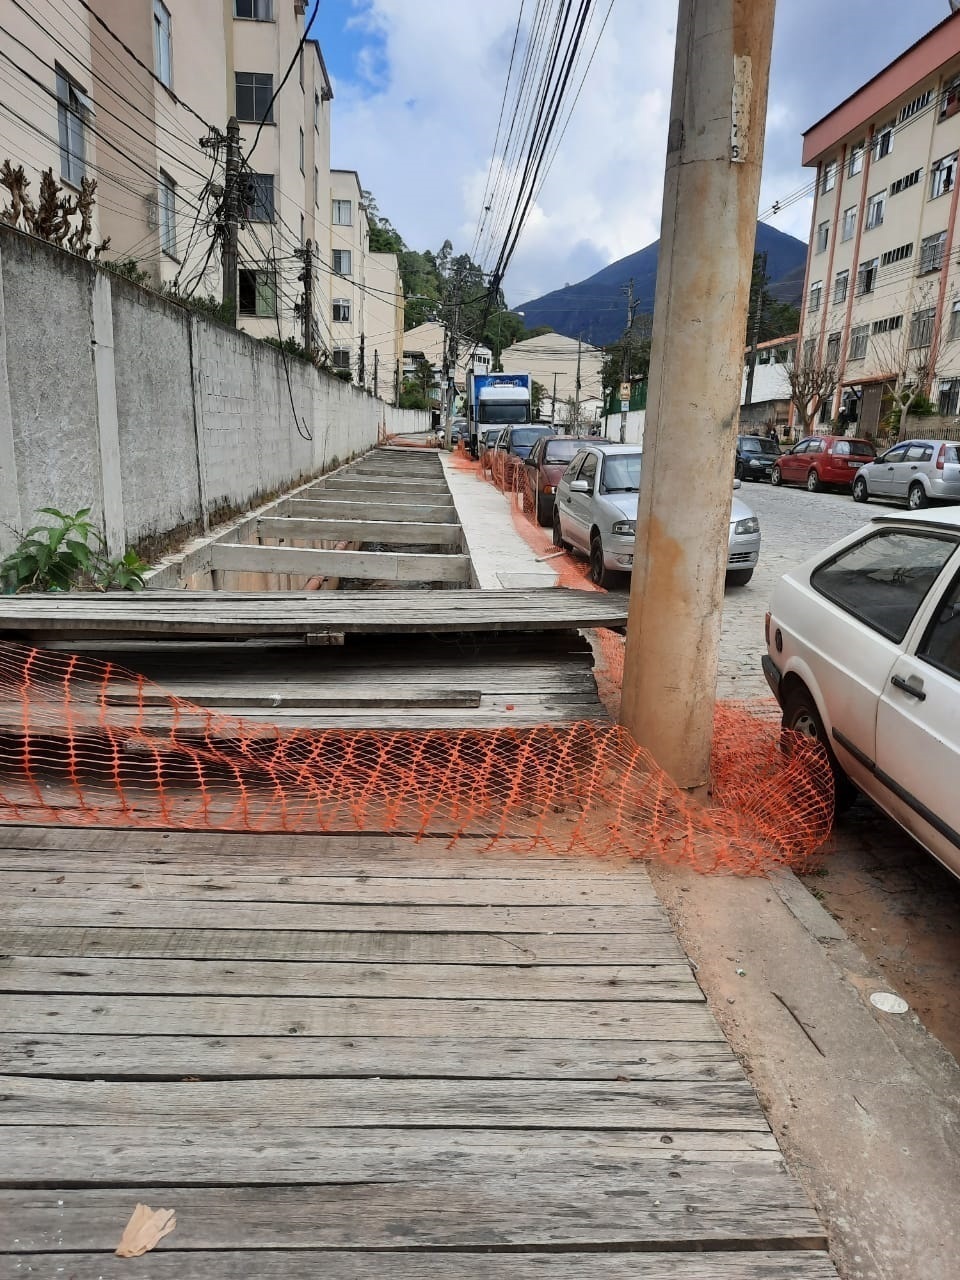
[106,257,151,287]
[1,508,148,594]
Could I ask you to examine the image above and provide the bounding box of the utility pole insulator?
[221,116,241,324]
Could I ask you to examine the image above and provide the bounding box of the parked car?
[450,418,468,445]
[763,507,960,878]
[494,424,556,461]
[523,435,582,526]
[736,434,782,481]
[852,439,960,509]
[478,426,503,457]
[771,434,877,491]
[552,442,760,588]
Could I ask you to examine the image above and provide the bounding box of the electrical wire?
[243,5,319,164]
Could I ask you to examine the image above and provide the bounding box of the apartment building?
[798,10,960,436]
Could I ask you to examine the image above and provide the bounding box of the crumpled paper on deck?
[115,1203,176,1257]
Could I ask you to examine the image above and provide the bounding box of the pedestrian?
[765,425,778,442]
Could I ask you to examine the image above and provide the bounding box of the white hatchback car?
[764,508,960,879]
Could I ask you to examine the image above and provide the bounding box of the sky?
[313,0,955,306]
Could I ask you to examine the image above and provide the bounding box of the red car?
[771,435,877,492]
[523,434,583,525]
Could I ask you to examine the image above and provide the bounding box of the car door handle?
[890,674,926,701]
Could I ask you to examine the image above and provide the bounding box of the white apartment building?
[500,332,603,417]
[798,10,960,436]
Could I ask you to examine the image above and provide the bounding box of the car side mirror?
[569,479,590,493]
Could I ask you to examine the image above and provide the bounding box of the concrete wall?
[0,225,428,558]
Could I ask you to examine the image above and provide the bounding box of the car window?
[906,445,934,462]
[527,440,542,464]
[946,445,960,465]
[919,572,960,681]
[578,452,598,490]
[740,438,763,454]
[601,452,642,492]
[793,441,810,454]
[564,450,589,481]
[845,440,877,457]
[881,445,909,464]
[544,439,580,465]
[808,439,825,453]
[811,529,959,643]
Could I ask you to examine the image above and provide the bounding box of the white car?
[764,508,960,879]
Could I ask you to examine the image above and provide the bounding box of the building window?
[899,89,933,123]
[815,221,829,253]
[235,72,274,123]
[299,127,304,174]
[313,166,320,208]
[950,299,960,342]
[855,257,878,295]
[940,75,960,121]
[930,152,957,199]
[300,213,304,246]
[158,170,176,257]
[865,191,884,229]
[332,199,352,226]
[848,142,864,177]
[849,324,869,361]
[153,1,172,88]
[889,168,922,195]
[332,248,352,275]
[242,173,274,223]
[833,269,849,304]
[238,267,277,317]
[880,242,913,266]
[821,160,837,194]
[919,230,947,274]
[873,122,894,160]
[55,65,89,187]
[333,298,351,322]
[938,377,960,415]
[314,90,320,132]
[871,315,902,334]
[298,47,304,90]
[234,0,273,17]
[332,347,351,370]
[803,338,816,365]
[841,206,856,241]
[909,307,936,349]
[808,280,823,312]
[826,331,841,364]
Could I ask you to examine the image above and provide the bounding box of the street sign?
[620,400,629,413]
[619,381,631,399]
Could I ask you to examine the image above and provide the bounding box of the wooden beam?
[209,543,470,584]
[281,499,456,522]
[256,516,462,546]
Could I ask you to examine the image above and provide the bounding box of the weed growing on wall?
[1,508,149,593]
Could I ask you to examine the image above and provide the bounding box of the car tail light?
[937,443,946,471]
[764,611,771,645]
[542,483,554,494]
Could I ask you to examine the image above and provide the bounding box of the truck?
[466,371,531,457]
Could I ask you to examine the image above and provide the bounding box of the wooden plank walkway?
[0,587,630,640]
[0,825,838,1278]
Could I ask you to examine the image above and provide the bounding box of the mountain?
[518,223,807,347]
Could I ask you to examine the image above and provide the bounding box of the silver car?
[852,438,960,509]
[552,443,760,587]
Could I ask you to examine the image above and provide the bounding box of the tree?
[785,338,839,431]
[747,252,800,344]
[399,382,428,410]
[872,290,948,439]
[601,313,653,405]
[531,380,547,419]
[361,189,405,255]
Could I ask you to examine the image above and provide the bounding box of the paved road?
[719,479,960,1063]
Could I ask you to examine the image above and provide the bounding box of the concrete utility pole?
[619,0,775,792]
[221,116,241,322]
[296,238,315,357]
[744,249,767,406]
[620,278,635,443]
[574,336,582,434]
[373,349,379,399]
[358,331,366,389]
[551,372,558,429]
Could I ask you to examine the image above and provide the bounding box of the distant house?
[741,334,797,434]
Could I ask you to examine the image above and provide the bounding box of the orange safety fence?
[0,642,834,873]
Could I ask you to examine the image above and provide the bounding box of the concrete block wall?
[0,226,428,558]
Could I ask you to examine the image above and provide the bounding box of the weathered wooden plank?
[0,870,658,908]
[209,544,471,584]
[105,687,484,710]
[0,995,726,1040]
[0,1253,840,1279]
[256,516,462,545]
[0,956,700,1001]
[1,900,666,933]
[0,1180,827,1250]
[315,476,451,494]
[0,925,681,963]
[0,1034,739,1080]
[281,499,457,522]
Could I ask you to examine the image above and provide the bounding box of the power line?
[243,5,319,164]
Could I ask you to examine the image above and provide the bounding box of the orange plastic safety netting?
[0,642,833,873]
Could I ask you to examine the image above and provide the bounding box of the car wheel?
[908,481,929,510]
[852,476,869,503]
[781,683,857,815]
[535,490,549,527]
[770,466,782,487]
[726,568,753,587]
[589,534,622,589]
[806,469,821,492]
[735,460,744,481]
[552,509,571,551]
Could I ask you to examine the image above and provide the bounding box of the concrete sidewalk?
[441,447,960,1280]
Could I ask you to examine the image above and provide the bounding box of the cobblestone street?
[719,479,960,1062]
